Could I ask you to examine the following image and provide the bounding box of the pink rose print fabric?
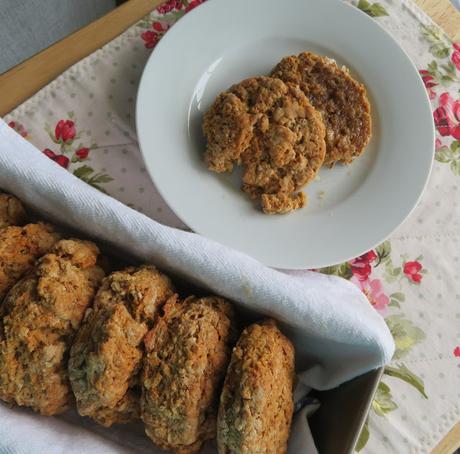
[451,43,460,71]
[54,119,76,143]
[403,261,423,283]
[141,21,170,48]
[419,69,438,99]
[156,0,182,14]
[434,92,460,140]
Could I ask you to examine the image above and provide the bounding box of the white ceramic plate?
[136,0,434,269]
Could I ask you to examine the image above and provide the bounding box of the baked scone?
[87,389,141,427]
[0,193,27,229]
[69,265,175,427]
[0,223,60,301]
[217,320,295,454]
[203,77,326,214]
[0,239,104,415]
[142,296,236,454]
[271,51,372,166]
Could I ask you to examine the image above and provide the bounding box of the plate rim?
[136,0,435,269]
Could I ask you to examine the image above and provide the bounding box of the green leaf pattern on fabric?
[435,141,460,175]
[372,382,398,416]
[421,25,451,58]
[355,419,370,452]
[384,365,428,398]
[375,241,391,266]
[426,60,457,86]
[357,0,389,17]
[386,315,426,360]
[319,262,353,280]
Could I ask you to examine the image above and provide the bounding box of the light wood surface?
[432,421,460,454]
[414,0,460,41]
[0,0,163,116]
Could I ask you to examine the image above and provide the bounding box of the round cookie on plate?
[271,51,372,166]
[202,91,255,173]
[217,319,295,454]
[203,76,326,214]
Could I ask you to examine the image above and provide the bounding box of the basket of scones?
[0,193,296,453]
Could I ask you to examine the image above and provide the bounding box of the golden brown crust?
[0,193,27,229]
[87,389,141,427]
[203,76,326,214]
[203,93,255,173]
[271,52,372,165]
[142,295,237,454]
[69,265,174,426]
[0,239,104,415]
[261,192,306,214]
[0,223,60,301]
[217,320,295,454]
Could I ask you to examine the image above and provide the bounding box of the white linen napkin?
[0,119,393,452]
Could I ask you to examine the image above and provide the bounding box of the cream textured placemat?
[4,1,460,452]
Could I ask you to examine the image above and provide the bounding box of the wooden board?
[432,420,460,454]
[414,0,460,41]
[0,0,162,116]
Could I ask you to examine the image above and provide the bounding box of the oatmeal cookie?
[0,193,27,229]
[69,265,174,427]
[217,319,295,454]
[261,192,306,215]
[203,77,326,214]
[0,239,104,415]
[271,51,372,165]
[0,223,60,301]
[202,92,254,173]
[142,296,236,454]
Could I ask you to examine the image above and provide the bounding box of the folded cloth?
[0,119,394,386]
[0,119,394,452]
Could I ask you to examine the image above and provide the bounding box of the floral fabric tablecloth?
[3,0,460,452]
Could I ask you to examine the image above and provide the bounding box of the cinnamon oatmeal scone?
[69,265,174,427]
[0,193,27,229]
[217,320,295,454]
[0,239,104,415]
[0,223,59,301]
[88,389,141,427]
[203,77,326,214]
[142,296,236,454]
[271,51,372,166]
